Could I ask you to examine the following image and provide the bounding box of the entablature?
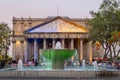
[25,33,88,39]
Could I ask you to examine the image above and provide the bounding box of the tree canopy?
[0,22,11,55]
[88,0,120,60]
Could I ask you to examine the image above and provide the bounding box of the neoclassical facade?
[12,16,96,63]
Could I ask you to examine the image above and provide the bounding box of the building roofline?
[24,16,89,34]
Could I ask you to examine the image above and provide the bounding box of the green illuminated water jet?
[40,41,75,70]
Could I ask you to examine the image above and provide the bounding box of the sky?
[0,0,103,29]
[0,0,103,57]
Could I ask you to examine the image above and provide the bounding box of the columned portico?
[24,33,89,63]
[13,16,92,63]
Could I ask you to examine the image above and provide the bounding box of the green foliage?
[0,23,11,54]
[87,0,120,59]
[88,0,120,43]
[117,56,120,60]
[0,22,11,68]
[0,54,12,69]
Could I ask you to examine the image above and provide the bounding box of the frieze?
[44,34,50,38]
[25,33,88,39]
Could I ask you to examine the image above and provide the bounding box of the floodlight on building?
[16,40,20,46]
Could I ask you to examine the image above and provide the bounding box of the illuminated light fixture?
[15,32,21,35]
[16,40,20,46]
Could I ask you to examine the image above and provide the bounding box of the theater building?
[12,16,102,63]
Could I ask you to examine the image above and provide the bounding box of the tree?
[87,0,120,60]
[0,22,11,58]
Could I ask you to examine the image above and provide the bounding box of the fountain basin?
[41,49,75,70]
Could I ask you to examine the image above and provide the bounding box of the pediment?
[24,17,88,33]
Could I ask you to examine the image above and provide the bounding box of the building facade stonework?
[12,16,103,63]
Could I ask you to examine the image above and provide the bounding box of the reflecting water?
[0,61,119,71]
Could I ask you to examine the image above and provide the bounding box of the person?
[106,62,112,69]
[28,60,33,66]
[34,60,38,66]
[11,60,17,68]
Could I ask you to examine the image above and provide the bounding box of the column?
[29,43,32,60]
[24,39,28,63]
[71,39,74,61]
[20,40,24,61]
[28,42,31,61]
[34,38,37,61]
[62,38,65,48]
[70,39,74,49]
[12,41,16,60]
[80,39,83,61]
[52,38,55,49]
[89,41,93,63]
[43,38,46,49]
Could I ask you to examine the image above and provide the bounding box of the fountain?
[40,41,75,70]
[82,59,86,70]
[93,60,98,70]
[1,41,119,79]
[55,41,62,49]
[17,59,23,70]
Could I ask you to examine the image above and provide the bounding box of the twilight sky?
[0,0,103,29]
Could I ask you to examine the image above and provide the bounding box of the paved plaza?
[0,77,120,80]
[0,70,119,80]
